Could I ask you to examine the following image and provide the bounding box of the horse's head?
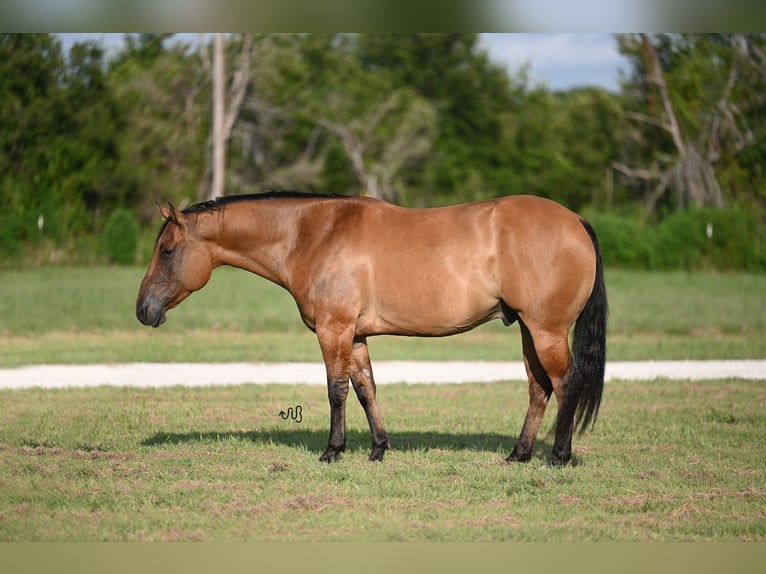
[136,203,214,328]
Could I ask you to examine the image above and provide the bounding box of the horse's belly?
[357,288,504,337]
[353,246,503,336]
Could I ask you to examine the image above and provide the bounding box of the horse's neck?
[204,202,299,287]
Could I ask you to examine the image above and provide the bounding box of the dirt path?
[0,360,764,389]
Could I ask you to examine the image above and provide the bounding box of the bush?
[650,209,709,270]
[583,205,766,272]
[706,206,766,271]
[0,214,20,262]
[583,210,651,269]
[102,208,138,265]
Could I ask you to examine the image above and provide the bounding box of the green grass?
[0,379,764,541]
[0,266,765,366]
[1,266,764,541]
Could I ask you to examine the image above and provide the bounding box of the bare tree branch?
[624,111,671,132]
[222,34,253,141]
[707,64,738,162]
[642,34,686,156]
[318,91,436,201]
[619,34,730,214]
[610,160,657,181]
[643,166,676,215]
[317,117,369,189]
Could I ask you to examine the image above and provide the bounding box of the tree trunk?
[210,33,225,201]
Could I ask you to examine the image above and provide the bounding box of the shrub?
[706,206,766,272]
[583,205,766,272]
[583,211,650,269]
[650,208,709,270]
[102,208,138,265]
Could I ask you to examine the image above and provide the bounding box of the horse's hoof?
[319,448,343,463]
[505,448,531,463]
[369,449,386,462]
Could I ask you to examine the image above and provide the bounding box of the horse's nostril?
[136,302,146,323]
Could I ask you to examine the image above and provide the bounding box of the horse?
[136,191,607,466]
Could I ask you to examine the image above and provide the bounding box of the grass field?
[0,266,764,541]
[0,378,764,541]
[1,266,765,365]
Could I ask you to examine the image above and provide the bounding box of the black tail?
[555,219,608,436]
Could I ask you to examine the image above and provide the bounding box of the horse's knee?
[327,379,349,406]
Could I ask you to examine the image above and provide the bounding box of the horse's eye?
[160,246,174,259]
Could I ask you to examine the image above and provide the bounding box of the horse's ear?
[157,202,183,225]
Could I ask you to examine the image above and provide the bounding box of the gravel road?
[0,360,764,389]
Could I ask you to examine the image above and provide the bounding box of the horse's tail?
[555,219,608,436]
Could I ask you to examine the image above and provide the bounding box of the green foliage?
[107,37,208,222]
[1,34,765,271]
[354,34,525,204]
[615,34,766,213]
[583,210,651,268]
[0,33,128,261]
[320,142,356,194]
[585,205,766,271]
[506,87,624,212]
[102,208,138,265]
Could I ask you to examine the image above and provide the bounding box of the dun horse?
[136,192,607,466]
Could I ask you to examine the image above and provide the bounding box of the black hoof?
[505,446,531,463]
[547,456,571,467]
[368,438,389,462]
[319,447,343,463]
[369,448,386,462]
[549,444,572,467]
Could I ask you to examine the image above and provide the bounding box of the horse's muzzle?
[136,298,166,328]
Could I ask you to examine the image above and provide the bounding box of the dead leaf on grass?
[268,461,289,473]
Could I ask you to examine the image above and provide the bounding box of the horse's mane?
[154,191,348,244]
[183,190,348,215]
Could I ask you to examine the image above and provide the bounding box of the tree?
[317,89,437,202]
[218,34,327,194]
[0,34,66,252]
[613,34,766,216]
[0,33,125,256]
[356,34,524,204]
[108,36,209,223]
[202,33,253,200]
[226,34,438,202]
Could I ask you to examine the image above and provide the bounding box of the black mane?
[154,191,349,245]
[183,190,348,215]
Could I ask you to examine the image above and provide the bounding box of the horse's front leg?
[316,321,355,463]
[349,338,390,461]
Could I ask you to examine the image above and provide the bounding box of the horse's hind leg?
[506,323,551,462]
[349,338,390,461]
[507,322,571,464]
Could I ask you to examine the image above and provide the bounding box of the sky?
[58,33,629,92]
[479,33,628,91]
